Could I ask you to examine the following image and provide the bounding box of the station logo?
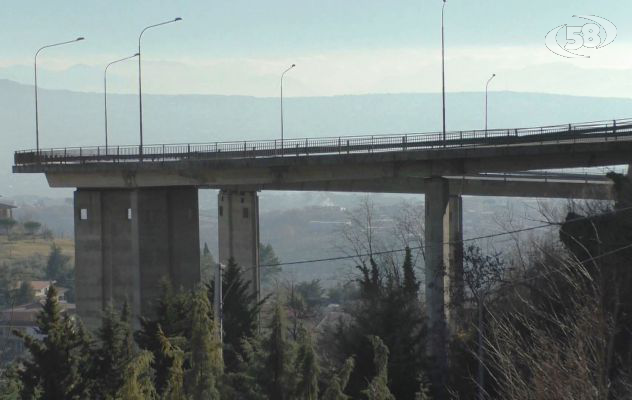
[545,15,616,58]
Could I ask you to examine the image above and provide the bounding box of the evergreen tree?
[187,289,222,400]
[92,303,135,399]
[45,243,71,282]
[135,280,193,395]
[14,281,35,305]
[260,243,282,285]
[157,327,187,400]
[322,357,355,400]
[294,330,319,400]
[15,284,92,399]
[209,258,266,372]
[117,351,157,400]
[363,336,395,400]
[401,247,419,297]
[337,255,427,399]
[0,364,22,400]
[200,243,216,284]
[220,336,269,400]
[263,302,293,400]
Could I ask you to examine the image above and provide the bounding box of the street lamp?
[485,73,496,137]
[34,37,85,152]
[280,64,295,155]
[104,53,139,152]
[138,17,182,157]
[441,0,447,145]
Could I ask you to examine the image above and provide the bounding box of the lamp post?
[485,73,496,137]
[441,0,447,145]
[34,37,85,153]
[138,17,182,157]
[104,53,139,152]
[280,64,295,155]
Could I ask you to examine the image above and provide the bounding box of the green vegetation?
[4,178,632,399]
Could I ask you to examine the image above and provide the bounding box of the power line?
[260,205,632,268]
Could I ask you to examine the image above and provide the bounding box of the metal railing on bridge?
[14,118,632,167]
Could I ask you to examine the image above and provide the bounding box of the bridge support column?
[74,187,200,330]
[424,177,452,393]
[218,190,260,300]
[444,195,464,333]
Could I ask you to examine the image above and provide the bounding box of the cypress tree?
[402,247,419,297]
[157,327,187,400]
[363,336,395,400]
[187,289,222,400]
[322,357,355,400]
[116,351,157,400]
[263,302,292,400]
[15,284,91,399]
[209,258,266,372]
[92,303,135,398]
[294,330,319,400]
[135,280,192,395]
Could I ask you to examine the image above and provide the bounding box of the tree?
[294,330,319,400]
[263,302,293,400]
[23,221,41,236]
[14,281,35,305]
[15,284,92,399]
[0,218,16,236]
[363,336,395,400]
[116,351,157,400]
[209,258,266,372]
[401,247,419,297]
[260,243,282,285]
[187,289,222,400]
[135,280,193,395]
[0,364,22,400]
[335,255,427,400]
[157,327,187,400]
[92,303,135,399]
[45,243,71,281]
[322,357,355,400]
[200,243,216,284]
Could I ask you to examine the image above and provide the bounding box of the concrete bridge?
[13,117,632,374]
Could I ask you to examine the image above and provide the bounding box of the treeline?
[0,254,430,400]
[3,176,632,399]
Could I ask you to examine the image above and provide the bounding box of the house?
[12,280,68,303]
[0,202,16,220]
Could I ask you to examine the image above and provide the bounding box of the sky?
[1,1,631,97]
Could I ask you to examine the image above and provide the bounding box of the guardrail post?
[370,136,374,153]
[347,140,350,154]
[305,139,309,156]
[338,138,341,154]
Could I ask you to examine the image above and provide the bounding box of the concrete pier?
[444,195,464,333]
[218,190,260,300]
[74,187,200,329]
[424,177,450,387]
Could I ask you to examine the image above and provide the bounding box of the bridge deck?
[14,118,632,170]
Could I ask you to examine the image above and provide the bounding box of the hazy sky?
[2,1,631,97]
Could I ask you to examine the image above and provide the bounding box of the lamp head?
[174,17,182,21]
[76,37,85,41]
[291,64,296,68]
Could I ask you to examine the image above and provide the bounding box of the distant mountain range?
[2,78,631,196]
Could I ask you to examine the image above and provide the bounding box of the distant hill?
[2,78,632,196]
